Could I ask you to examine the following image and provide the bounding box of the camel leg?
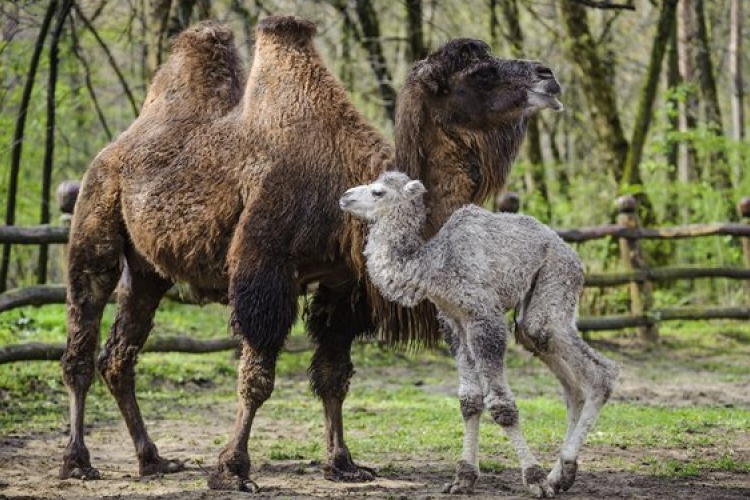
[208,260,297,491]
[208,341,281,492]
[467,315,555,499]
[60,166,123,480]
[537,333,617,494]
[442,316,483,495]
[96,257,178,476]
[517,265,619,494]
[307,284,375,482]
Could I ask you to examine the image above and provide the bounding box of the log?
[584,267,750,287]
[0,335,240,364]
[0,225,69,244]
[577,306,750,331]
[556,222,750,242]
[0,284,202,313]
[0,285,66,312]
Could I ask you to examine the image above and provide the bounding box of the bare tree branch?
[1,0,58,294]
[38,0,75,286]
[70,16,113,140]
[74,3,139,118]
[571,0,636,10]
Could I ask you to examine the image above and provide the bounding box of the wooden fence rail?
[0,183,749,363]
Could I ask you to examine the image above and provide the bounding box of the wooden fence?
[1,182,750,363]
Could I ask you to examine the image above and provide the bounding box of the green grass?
[1,304,750,480]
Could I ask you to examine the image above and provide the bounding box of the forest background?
[0,0,748,318]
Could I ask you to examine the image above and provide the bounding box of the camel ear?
[403,180,426,198]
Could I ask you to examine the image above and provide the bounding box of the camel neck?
[363,198,430,307]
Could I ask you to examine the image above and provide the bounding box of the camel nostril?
[537,66,554,80]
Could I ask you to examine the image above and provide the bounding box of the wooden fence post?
[496,192,520,213]
[56,180,79,284]
[616,195,658,342]
[738,197,750,304]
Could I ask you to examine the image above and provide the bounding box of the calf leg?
[442,317,483,495]
[467,315,554,499]
[517,264,619,494]
[307,284,375,482]
[96,258,176,476]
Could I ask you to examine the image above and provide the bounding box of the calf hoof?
[548,458,578,493]
[442,460,478,495]
[523,464,555,498]
[139,457,186,476]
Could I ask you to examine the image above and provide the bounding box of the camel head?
[395,39,562,229]
[340,172,426,222]
[405,38,562,128]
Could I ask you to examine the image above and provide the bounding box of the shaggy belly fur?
[121,175,242,289]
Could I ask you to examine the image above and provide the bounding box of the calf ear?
[403,180,426,197]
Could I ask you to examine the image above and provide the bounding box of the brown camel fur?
[60,15,562,492]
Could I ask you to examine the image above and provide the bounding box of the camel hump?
[256,15,317,40]
[172,21,235,52]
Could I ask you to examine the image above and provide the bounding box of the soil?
[2,340,750,500]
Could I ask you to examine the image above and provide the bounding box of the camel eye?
[371,189,386,198]
[471,66,498,82]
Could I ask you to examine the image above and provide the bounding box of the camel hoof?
[442,460,478,494]
[59,463,101,481]
[323,463,377,482]
[139,457,186,476]
[560,459,577,492]
[523,464,555,498]
[548,458,578,494]
[207,471,260,492]
[442,480,475,494]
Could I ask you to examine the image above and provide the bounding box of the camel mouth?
[528,90,564,112]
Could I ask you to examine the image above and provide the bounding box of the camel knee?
[516,324,552,355]
[459,394,485,420]
[96,341,139,392]
[486,395,519,428]
[309,354,354,400]
[61,349,97,391]
[237,346,278,406]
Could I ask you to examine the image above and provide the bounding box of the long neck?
[421,121,527,236]
[364,199,429,307]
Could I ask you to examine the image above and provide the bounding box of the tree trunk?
[404,0,427,62]
[0,1,58,294]
[354,0,397,122]
[558,0,629,183]
[488,0,499,50]
[729,0,743,142]
[664,14,681,222]
[498,0,549,217]
[622,0,678,188]
[693,0,730,190]
[677,0,697,184]
[38,0,74,286]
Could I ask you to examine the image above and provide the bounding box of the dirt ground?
[2,342,750,500]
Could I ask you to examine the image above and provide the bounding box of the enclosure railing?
[497,192,750,341]
[1,182,750,363]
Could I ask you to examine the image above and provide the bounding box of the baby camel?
[339,172,619,498]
